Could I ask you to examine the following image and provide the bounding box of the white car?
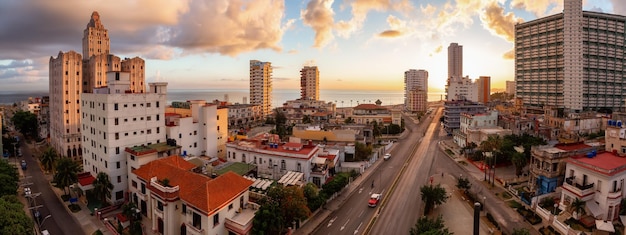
[24,187,31,196]
[383,153,391,160]
[368,193,382,207]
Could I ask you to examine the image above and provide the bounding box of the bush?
[61,194,71,202]
[517,207,542,225]
[68,204,81,212]
[539,226,561,235]
[486,213,500,230]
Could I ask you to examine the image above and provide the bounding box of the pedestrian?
[371,181,374,188]
[441,172,444,178]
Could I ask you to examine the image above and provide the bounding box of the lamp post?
[483,152,492,181]
[491,155,497,187]
[483,196,486,211]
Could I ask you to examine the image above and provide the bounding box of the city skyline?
[0,0,621,93]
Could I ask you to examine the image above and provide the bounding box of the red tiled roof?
[319,154,336,161]
[283,142,303,148]
[353,104,386,110]
[165,113,181,117]
[133,156,252,215]
[567,151,626,176]
[78,172,96,186]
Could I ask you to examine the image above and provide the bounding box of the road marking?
[359,188,363,194]
[358,210,364,217]
[327,216,337,227]
[340,219,350,231]
[354,222,363,234]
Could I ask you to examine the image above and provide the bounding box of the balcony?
[607,189,623,200]
[225,202,259,235]
[562,177,595,201]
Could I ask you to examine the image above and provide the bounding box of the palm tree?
[40,147,58,174]
[53,158,80,196]
[371,121,382,141]
[92,172,113,205]
[420,184,449,215]
[570,198,585,219]
[510,151,527,176]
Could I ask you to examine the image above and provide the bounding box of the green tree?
[344,117,355,124]
[409,215,452,235]
[92,172,114,205]
[10,110,38,139]
[0,160,18,196]
[40,147,58,174]
[0,195,34,235]
[354,142,372,161]
[570,198,586,217]
[510,151,527,176]
[371,121,382,140]
[53,158,80,196]
[456,176,471,193]
[302,115,312,124]
[252,184,311,235]
[420,184,449,215]
[303,183,325,211]
[122,202,142,235]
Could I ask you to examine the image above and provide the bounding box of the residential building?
[349,102,401,126]
[543,107,604,142]
[164,100,229,159]
[476,76,491,104]
[49,50,83,160]
[226,134,325,185]
[405,88,427,113]
[455,111,510,147]
[81,72,167,203]
[515,0,626,112]
[279,99,336,125]
[404,69,428,111]
[443,100,487,135]
[506,81,516,97]
[129,155,255,235]
[560,151,626,221]
[222,103,263,129]
[300,66,319,100]
[249,60,272,116]
[39,96,50,140]
[292,125,358,143]
[446,76,478,102]
[121,57,146,93]
[448,43,463,81]
[530,142,604,195]
[19,97,42,115]
[82,11,110,59]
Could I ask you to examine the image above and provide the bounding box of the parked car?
[368,193,382,207]
[24,187,31,197]
[383,153,391,160]
[21,160,27,170]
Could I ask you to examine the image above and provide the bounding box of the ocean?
[0,89,446,107]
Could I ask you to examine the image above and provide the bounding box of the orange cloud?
[337,0,414,37]
[503,49,515,60]
[480,1,524,42]
[301,0,336,48]
[378,30,402,37]
[377,14,407,38]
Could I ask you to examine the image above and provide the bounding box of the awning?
[77,172,95,191]
[595,220,615,232]
[586,200,603,218]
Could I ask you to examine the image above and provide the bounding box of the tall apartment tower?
[49,51,83,160]
[250,60,273,116]
[448,43,463,82]
[81,72,167,203]
[476,76,491,104]
[300,66,319,100]
[82,11,110,59]
[121,57,146,93]
[515,0,626,112]
[404,69,429,112]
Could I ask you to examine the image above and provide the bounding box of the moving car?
[383,153,391,160]
[368,193,382,207]
[21,160,27,170]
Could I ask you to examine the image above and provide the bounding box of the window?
[117,175,121,183]
[297,163,301,172]
[182,204,187,214]
[157,201,164,211]
[115,133,119,140]
[115,147,119,154]
[193,212,201,229]
[131,155,135,161]
[114,103,118,110]
[141,183,146,194]
[116,161,121,169]
[115,191,123,200]
[132,180,137,188]
[156,101,160,108]
[281,160,286,170]
[156,114,160,121]
[115,118,119,125]
[147,103,151,108]
[213,213,219,226]
[228,204,233,210]
[147,116,151,121]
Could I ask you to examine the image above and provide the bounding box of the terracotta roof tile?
[133,156,253,215]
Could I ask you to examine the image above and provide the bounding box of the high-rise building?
[506,81,516,96]
[448,43,463,81]
[515,0,626,112]
[121,57,146,93]
[300,66,319,100]
[446,76,477,102]
[476,76,491,103]
[404,69,428,112]
[82,11,110,59]
[81,72,167,203]
[49,51,83,160]
[84,54,120,93]
[250,60,272,116]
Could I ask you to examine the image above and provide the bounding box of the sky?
[0,0,622,93]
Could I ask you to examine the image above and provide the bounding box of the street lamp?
[40,214,52,228]
[483,196,486,211]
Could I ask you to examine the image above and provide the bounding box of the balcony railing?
[563,177,595,201]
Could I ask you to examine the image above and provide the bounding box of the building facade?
[476,76,491,104]
[404,69,428,111]
[300,66,319,100]
[446,76,478,102]
[49,51,83,160]
[506,81,516,97]
[448,43,463,81]
[443,100,487,135]
[81,72,167,203]
[249,60,272,117]
[515,0,626,112]
[405,88,427,113]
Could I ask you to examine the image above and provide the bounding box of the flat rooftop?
[567,151,626,176]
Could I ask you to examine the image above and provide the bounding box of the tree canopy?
[252,184,311,235]
[11,110,38,140]
[0,195,34,234]
[93,172,114,205]
[420,184,449,215]
[53,158,80,196]
[409,215,452,235]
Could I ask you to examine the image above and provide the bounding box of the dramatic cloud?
[509,0,562,17]
[503,49,515,60]
[480,1,524,42]
[336,0,414,37]
[301,0,336,48]
[0,58,47,84]
[378,15,407,38]
[378,30,402,37]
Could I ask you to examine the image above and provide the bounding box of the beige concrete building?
[121,57,146,93]
[506,81,516,97]
[448,43,463,81]
[249,60,272,117]
[406,88,427,113]
[515,0,626,112]
[404,69,428,111]
[49,51,83,160]
[300,66,319,100]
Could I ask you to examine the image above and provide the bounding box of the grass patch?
[507,200,522,209]
[458,161,468,166]
[501,192,512,199]
[445,149,454,156]
[517,207,542,225]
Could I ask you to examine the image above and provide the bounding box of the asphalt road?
[18,140,84,235]
[313,108,431,235]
